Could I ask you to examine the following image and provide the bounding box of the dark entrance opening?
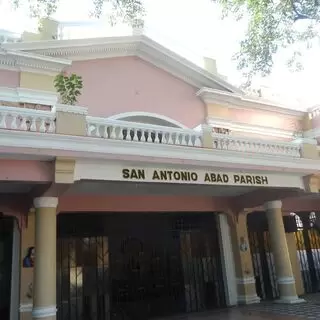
[57,212,226,320]
[247,211,297,300]
[0,216,14,320]
[294,211,320,293]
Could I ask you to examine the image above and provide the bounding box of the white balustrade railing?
[86,117,203,147]
[0,106,56,133]
[212,133,301,157]
[309,106,320,119]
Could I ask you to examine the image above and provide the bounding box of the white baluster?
[47,119,55,133]
[154,131,160,143]
[39,118,46,132]
[94,124,100,137]
[132,128,139,141]
[187,135,193,146]
[180,134,187,146]
[20,116,28,131]
[0,113,7,129]
[30,117,37,131]
[103,125,108,138]
[118,126,124,140]
[194,136,202,147]
[167,132,174,144]
[10,113,18,129]
[110,126,117,139]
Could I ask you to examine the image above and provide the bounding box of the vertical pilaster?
[264,200,305,304]
[217,214,237,306]
[32,197,58,320]
[229,213,260,304]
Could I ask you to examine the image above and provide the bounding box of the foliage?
[214,0,320,85]
[54,73,83,106]
[11,0,145,27]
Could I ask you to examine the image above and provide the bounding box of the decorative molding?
[277,277,296,285]
[292,137,318,145]
[274,297,306,304]
[0,48,71,75]
[32,305,57,318]
[19,303,33,313]
[0,86,58,106]
[55,157,76,184]
[2,35,241,93]
[198,87,306,117]
[0,129,319,175]
[264,200,282,210]
[236,277,256,285]
[207,117,294,139]
[53,103,88,115]
[304,127,320,139]
[108,111,188,129]
[237,294,261,305]
[33,197,58,208]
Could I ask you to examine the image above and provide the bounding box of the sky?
[1,0,320,109]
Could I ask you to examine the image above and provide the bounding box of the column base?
[237,294,261,305]
[274,297,306,304]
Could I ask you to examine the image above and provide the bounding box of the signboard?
[122,168,269,186]
[74,161,304,189]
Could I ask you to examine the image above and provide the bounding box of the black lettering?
[204,173,210,182]
[181,171,188,181]
[152,170,160,180]
[246,175,253,184]
[261,176,268,184]
[240,176,246,184]
[167,171,173,180]
[122,169,130,179]
[191,173,198,181]
[255,176,261,184]
[223,174,229,183]
[160,170,167,180]
[173,172,180,180]
[234,175,240,183]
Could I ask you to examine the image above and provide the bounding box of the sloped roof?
[0,48,71,74]
[2,35,242,93]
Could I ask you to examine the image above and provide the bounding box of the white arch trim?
[108,112,189,129]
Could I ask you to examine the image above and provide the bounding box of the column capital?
[33,197,58,209]
[264,200,282,210]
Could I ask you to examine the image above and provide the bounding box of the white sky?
[1,0,320,108]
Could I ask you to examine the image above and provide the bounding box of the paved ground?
[159,294,320,320]
[242,294,320,319]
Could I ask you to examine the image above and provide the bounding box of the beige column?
[32,197,58,320]
[264,200,305,304]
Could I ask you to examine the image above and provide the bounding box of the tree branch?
[291,0,313,21]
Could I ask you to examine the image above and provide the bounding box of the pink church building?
[0,24,319,320]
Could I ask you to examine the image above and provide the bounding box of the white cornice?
[0,129,319,175]
[304,127,320,139]
[0,48,71,75]
[197,87,306,117]
[2,35,241,93]
[0,86,58,106]
[207,117,294,139]
[53,103,88,115]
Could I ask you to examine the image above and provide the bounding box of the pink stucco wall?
[0,70,20,87]
[68,57,206,128]
[312,116,320,128]
[0,160,53,182]
[228,108,301,131]
[58,195,228,213]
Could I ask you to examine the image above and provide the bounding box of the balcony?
[0,87,307,159]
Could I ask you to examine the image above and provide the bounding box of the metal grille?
[0,217,14,320]
[57,213,226,320]
[248,231,279,300]
[294,212,320,293]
